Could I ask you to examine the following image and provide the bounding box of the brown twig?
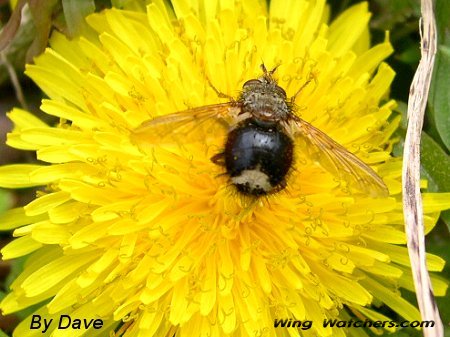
[402,1,442,337]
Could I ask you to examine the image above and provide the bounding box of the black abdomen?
[224,119,293,195]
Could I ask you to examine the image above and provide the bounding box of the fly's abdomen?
[224,119,293,195]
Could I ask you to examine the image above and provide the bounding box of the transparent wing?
[291,118,389,197]
[131,102,241,144]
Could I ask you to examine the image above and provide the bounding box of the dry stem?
[402,0,442,336]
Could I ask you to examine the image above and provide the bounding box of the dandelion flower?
[0,1,448,337]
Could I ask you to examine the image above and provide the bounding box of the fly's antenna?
[260,63,268,74]
[290,72,316,104]
[260,62,281,81]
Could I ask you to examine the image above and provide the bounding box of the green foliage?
[370,0,420,31]
[428,0,450,152]
[0,189,13,214]
[62,0,96,37]
[429,45,450,151]
[421,133,450,193]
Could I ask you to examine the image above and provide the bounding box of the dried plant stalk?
[402,0,442,337]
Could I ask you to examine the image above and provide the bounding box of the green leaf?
[5,256,26,290]
[0,329,10,337]
[370,0,420,31]
[0,189,13,214]
[62,0,96,37]
[396,45,421,65]
[429,46,450,151]
[383,328,421,337]
[428,0,450,151]
[26,0,59,62]
[441,210,450,230]
[435,0,450,46]
[421,132,450,193]
[111,0,148,11]
[111,0,128,8]
[5,256,47,321]
[420,132,450,227]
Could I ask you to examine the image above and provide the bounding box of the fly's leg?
[211,152,225,166]
[206,78,235,101]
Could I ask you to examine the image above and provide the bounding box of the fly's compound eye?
[273,85,287,99]
[243,79,262,89]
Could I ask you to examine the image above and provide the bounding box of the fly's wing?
[290,118,389,197]
[131,102,241,144]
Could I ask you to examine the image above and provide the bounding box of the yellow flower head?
[0,1,448,337]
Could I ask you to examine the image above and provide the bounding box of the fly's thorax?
[240,77,291,122]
